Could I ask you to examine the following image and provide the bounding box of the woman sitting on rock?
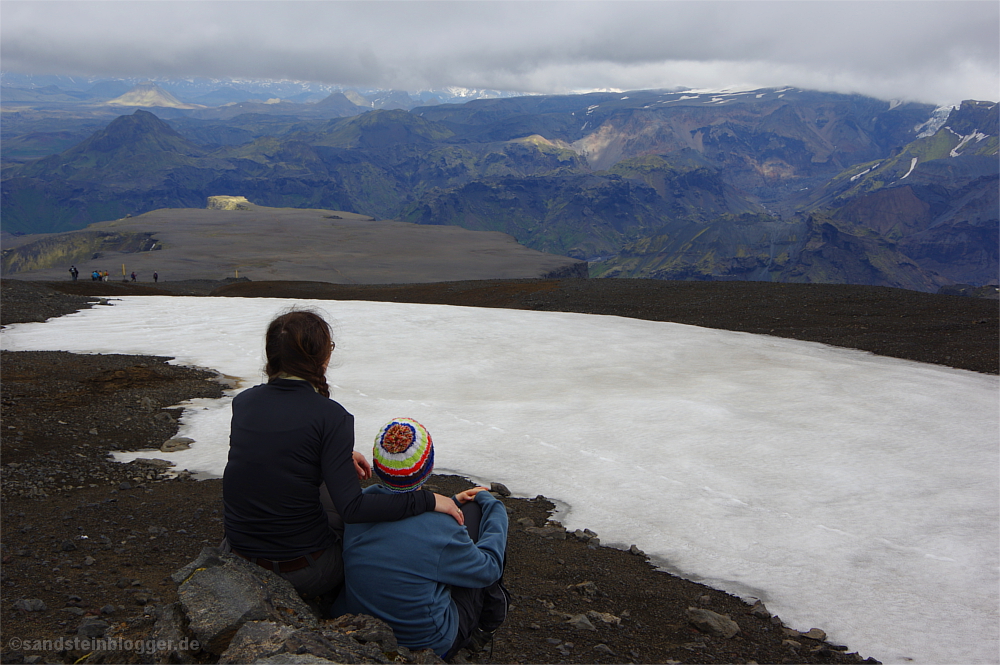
[221,309,464,599]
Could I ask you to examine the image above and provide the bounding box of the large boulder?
[81,547,442,664]
[172,548,318,654]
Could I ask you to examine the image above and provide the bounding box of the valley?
[2,83,997,291]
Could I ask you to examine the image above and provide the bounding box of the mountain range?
[2,83,996,291]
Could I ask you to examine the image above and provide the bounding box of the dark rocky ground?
[2,277,997,664]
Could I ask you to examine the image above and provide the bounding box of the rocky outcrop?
[207,196,255,211]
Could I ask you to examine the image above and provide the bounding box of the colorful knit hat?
[372,418,434,493]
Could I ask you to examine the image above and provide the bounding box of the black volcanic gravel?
[2,276,996,664]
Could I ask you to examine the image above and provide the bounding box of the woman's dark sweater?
[223,379,434,559]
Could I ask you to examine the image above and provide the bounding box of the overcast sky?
[2,1,997,105]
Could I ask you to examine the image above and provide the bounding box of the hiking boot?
[467,627,496,653]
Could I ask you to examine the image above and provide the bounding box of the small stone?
[89,429,99,435]
[83,556,96,566]
[629,544,645,556]
[118,481,132,491]
[594,643,616,655]
[101,604,115,615]
[63,607,85,615]
[153,412,175,423]
[135,458,174,469]
[524,526,566,540]
[13,598,47,612]
[566,613,597,631]
[587,610,621,625]
[161,437,194,452]
[803,628,827,641]
[77,618,109,638]
[568,581,598,597]
[60,540,77,552]
[749,600,771,619]
[687,607,740,638]
[490,482,511,497]
[516,517,535,528]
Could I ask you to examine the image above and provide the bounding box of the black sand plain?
[1,277,997,664]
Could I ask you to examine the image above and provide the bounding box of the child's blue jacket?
[331,485,508,655]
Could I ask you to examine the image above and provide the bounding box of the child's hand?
[352,451,372,480]
[454,487,490,504]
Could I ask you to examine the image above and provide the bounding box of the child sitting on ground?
[331,417,509,659]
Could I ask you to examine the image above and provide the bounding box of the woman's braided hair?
[264,310,333,398]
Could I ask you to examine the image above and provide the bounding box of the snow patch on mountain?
[950,131,989,157]
[850,163,881,182]
[900,157,919,180]
[915,105,958,138]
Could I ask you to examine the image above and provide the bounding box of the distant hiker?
[69,265,78,281]
[102,270,109,282]
[130,271,137,282]
[153,271,158,283]
[91,270,100,281]
[332,418,509,659]
[220,310,465,600]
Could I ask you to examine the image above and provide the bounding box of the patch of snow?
[950,131,987,157]
[914,105,957,138]
[3,297,996,665]
[888,99,903,111]
[850,163,880,182]
[620,96,629,100]
[900,157,918,180]
[680,85,767,96]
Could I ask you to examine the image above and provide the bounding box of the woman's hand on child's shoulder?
[433,493,466,525]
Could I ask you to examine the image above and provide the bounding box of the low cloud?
[2,1,997,104]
